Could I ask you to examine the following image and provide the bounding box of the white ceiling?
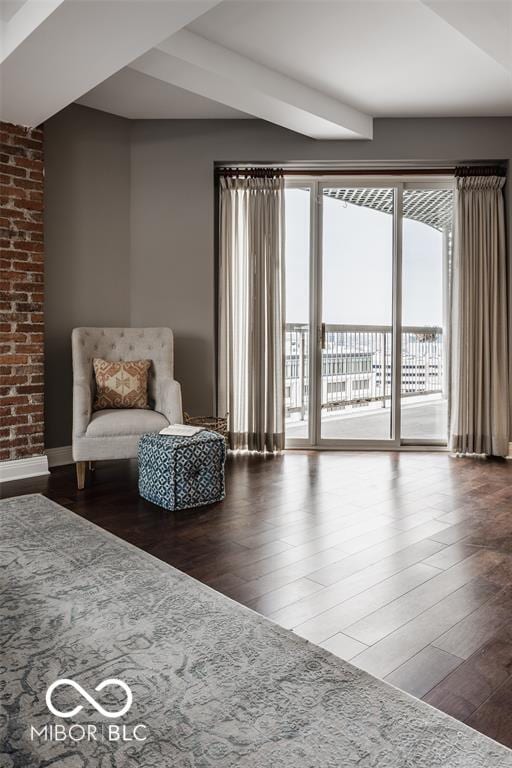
[1,0,511,136]
[188,0,512,117]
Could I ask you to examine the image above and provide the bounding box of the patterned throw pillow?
[92,358,151,410]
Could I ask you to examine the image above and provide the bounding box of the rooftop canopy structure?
[323,187,454,231]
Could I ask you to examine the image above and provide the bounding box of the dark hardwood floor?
[4,450,512,749]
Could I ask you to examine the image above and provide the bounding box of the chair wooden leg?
[89,461,95,472]
[76,461,86,490]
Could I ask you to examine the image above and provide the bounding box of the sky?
[285,188,445,327]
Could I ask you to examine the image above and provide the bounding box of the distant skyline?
[285,189,444,327]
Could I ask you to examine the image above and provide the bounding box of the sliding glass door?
[284,186,312,442]
[320,186,395,441]
[401,185,453,442]
[285,177,454,449]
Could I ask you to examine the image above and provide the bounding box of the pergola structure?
[323,187,454,231]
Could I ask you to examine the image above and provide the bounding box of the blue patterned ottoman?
[138,431,226,511]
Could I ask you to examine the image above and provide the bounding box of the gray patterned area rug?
[2,494,512,768]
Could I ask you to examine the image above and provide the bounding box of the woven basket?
[183,413,229,442]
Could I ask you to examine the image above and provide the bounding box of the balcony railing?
[285,323,444,419]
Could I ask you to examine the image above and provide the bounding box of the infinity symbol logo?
[46,678,133,719]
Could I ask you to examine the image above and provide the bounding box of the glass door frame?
[285,180,317,449]
[284,175,455,451]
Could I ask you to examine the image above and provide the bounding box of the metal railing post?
[299,327,305,421]
[382,332,387,408]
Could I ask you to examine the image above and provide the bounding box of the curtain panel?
[218,175,285,452]
[450,174,509,457]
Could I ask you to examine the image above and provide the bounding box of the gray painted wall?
[45,104,512,448]
[44,106,131,448]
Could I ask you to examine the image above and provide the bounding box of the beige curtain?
[450,173,509,456]
[218,174,285,452]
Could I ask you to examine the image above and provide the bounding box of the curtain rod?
[216,165,507,178]
[216,167,455,177]
[278,168,455,176]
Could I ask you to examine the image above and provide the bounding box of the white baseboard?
[0,454,49,483]
[45,445,73,468]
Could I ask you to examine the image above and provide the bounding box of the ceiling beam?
[131,29,373,140]
[0,0,223,126]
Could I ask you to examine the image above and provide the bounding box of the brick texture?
[0,122,44,461]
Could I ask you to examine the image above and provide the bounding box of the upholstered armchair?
[72,327,182,489]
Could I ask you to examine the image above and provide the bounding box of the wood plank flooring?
[4,450,512,749]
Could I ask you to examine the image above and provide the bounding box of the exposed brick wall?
[0,122,44,461]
